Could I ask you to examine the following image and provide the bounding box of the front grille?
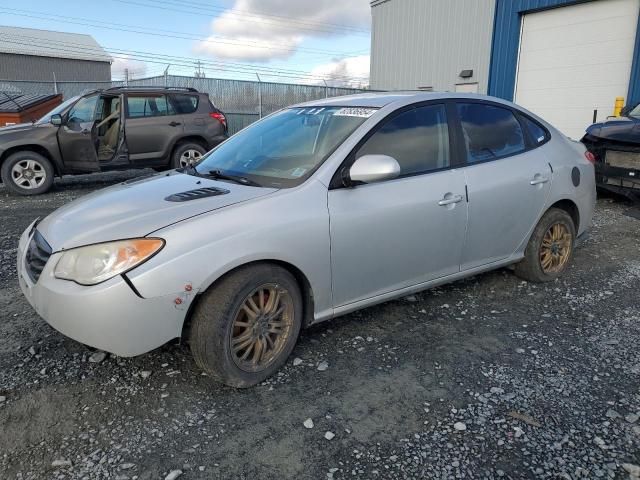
[24,230,52,283]
[605,150,640,170]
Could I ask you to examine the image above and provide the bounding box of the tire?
[1,151,54,195]
[189,264,303,388]
[170,142,207,169]
[515,208,576,282]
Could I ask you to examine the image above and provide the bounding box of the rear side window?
[127,95,175,118]
[457,103,525,163]
[356,104,450,176]
[171,94,199,114]
[521,115,548,145]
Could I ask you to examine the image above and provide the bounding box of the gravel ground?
[0,172,639,480]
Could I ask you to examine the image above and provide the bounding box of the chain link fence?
[0,75,372,134]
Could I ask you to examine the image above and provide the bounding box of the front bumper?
[17,224,187,357]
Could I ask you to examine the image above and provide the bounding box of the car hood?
[0,122,39,134]
[586,116,637,137]
[37,171,278,251]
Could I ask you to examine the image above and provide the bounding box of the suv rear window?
[127,95,175,118]
[171,94,199,114]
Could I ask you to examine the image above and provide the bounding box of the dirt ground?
[0,171,639,480]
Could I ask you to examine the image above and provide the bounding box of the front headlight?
[54,238,164,285]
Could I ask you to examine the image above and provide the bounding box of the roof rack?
[105,86,199,93]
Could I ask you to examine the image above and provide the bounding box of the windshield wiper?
[181,163,201,177]
[206,169,262,187]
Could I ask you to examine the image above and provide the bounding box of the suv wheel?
[1,151,54,195]
[171,142,206,169]
[189,264,303,388]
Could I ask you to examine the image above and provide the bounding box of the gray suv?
[0,87,228,195]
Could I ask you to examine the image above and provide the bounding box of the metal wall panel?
[370,0,496,93]
[0,53,111,81]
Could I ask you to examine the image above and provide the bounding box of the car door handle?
[530,176,549,185]
[169,121,182,127]
[438,194,463,206]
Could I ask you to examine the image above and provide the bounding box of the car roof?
[292,91,516,109]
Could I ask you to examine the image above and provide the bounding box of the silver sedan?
[17,93,596,387]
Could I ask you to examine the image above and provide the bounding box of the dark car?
[582,104,640,199]
[0,87,228,195]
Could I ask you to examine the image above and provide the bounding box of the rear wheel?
[189,264,302,388]
[171,142,206,169]
[1,151,54,195]
[515,208,575,282]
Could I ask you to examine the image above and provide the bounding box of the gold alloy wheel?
[539,223,572,274]
[230,284,294,372]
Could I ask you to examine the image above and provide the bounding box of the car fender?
[126,179,334,322]
[0,130,63,173]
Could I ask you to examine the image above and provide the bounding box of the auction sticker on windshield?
[333,107,377,118]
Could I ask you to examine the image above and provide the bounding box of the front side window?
[356,104,450,176]
[457,103,525,163]
[127,95,174,118]
[36,95,80,124]
[67,94,99,123]
[195,106,375,187]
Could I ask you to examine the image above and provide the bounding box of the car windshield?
[628,104,640,118]
[194,106,377,187]
[36,95,80,124]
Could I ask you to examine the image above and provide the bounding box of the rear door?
[58,93,100,172]
[455,101,553,270]
[328,103,468,307]
[124,93,183,164]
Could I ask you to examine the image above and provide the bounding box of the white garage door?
[514,0,639,139]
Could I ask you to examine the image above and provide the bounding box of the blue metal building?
[371,0,640,139]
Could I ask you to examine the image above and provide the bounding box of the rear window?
[457,103,526,163]
[127,95,175,118]
[521,115,548,145]
[171,94,199,114]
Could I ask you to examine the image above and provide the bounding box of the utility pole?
[194,60,205,78]
[52,72,58,94]
[124,68,129,86]
[323,79,329,98]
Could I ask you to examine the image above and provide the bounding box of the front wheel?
[189,264,303,388]
[515,208,576,282]
[1,151,54,195]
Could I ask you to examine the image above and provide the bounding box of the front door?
[328,104,468,307]
[58,93,100,172]
[454,101,553,270]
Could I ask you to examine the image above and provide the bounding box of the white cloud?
[111,56,148,80]
[194,0,370,62]
[302,55,370,88]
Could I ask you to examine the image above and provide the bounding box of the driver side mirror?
[348,154,401,185]
[50,114,63,126]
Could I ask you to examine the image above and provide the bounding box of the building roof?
[0,93,61,113]
[0,26,111,63]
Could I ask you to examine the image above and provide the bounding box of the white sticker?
[333,107,377,118]
[290,167,307,178]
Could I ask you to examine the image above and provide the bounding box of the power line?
[0,8,369,59]
[114,0,370,37]
[0,34,369,84]
[0,33,369,82]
